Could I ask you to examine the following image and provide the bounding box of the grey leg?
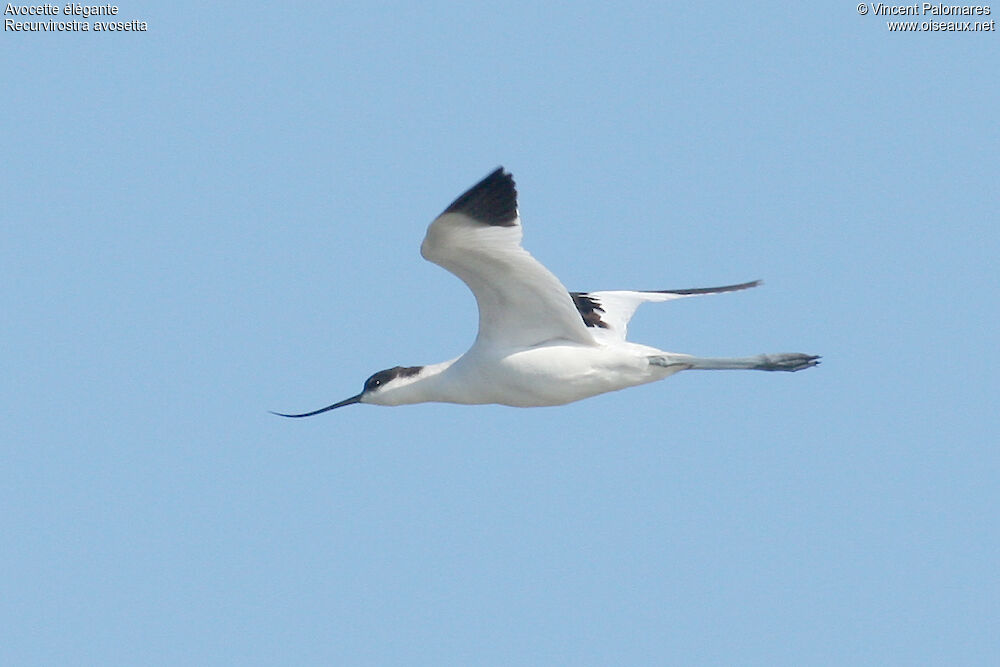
[651,353,820,372]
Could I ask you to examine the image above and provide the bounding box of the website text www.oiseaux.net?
[862,3,996,30]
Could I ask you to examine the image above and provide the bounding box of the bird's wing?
[421,168,596,348]
[572,281,761,342]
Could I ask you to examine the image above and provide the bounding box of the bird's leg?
[650,353,820,372]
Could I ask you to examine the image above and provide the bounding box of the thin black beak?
[270,393,363,418]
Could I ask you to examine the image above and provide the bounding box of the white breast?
[440,341,677,407]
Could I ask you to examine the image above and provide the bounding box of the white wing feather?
[576,281,761,342]
[420,169,596,348]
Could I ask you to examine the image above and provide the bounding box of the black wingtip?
[656,280,763,296]
[442,167,518,226]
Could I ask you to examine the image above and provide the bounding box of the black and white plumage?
[275,168,818,417]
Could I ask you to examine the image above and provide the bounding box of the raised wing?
[572,281,761,342]
[421,168,596,348]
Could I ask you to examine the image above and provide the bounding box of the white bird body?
[275,168,818,418]
[374,341,673,408]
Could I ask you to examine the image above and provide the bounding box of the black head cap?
[363,365,423,392]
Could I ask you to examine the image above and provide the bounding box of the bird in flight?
[274,168,818,417]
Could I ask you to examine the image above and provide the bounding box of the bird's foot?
[755,353,821,372]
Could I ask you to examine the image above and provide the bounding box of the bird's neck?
[381,359,464,406]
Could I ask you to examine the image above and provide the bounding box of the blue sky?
[3,2,998,664]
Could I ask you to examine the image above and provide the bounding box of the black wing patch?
[570,292,609,329]
[442,167,518,227]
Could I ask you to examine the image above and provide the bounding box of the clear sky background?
[3,2,998,665]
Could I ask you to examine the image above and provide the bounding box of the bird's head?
[272,365,426,417]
